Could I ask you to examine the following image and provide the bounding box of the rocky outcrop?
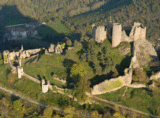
[118,42,131,55]
[134,39,158,66]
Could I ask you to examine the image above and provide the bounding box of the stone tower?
[93,26,107,43]
[112,23,122,47]
[17,66,23,79]
[41,79,49,93]
[129,22,146,41]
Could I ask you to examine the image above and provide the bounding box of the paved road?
[88,94,158,118]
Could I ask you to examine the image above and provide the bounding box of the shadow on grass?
[0,5,81,52]
[90,72,113,88]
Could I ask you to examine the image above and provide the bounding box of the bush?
[132,68,149,84]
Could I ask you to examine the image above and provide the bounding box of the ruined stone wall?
[140,27,146,40]
[134,27,142,41]
[94,26,107,43]
[26,48,41,54]
[150,71,160,80]
[91,69,132,95]
[129,22,146,41]
[23,72,40,84]
[112,23,122,47]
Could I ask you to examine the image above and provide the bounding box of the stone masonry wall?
[112,23,122,47]
[93,26,107,43]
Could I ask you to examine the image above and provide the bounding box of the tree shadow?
[62,58,75,87]
[0,5,80,52]
[37,75,42,81]
[116,55,131,75]
[90,72,113,88]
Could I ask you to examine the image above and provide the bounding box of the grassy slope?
[23,54,67,88]
[48,21,71,34]
[0,63,79,109]
[96,87,160,115]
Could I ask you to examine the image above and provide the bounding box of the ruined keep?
[111,22,147,47]
[112,23,122,47]
[129,22,146,41]
[92,25,107,43]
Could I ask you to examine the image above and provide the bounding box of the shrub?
[132,68,149,84]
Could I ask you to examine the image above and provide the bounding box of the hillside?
[0,0,159,45]
[67,0,160,44]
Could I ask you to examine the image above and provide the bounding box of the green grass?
[23,54,67,88]
[103,39,125,65]
[104,79,123,91]
[0,64,80,109]
[48,21,71,34]
[96,87,160,116]
[36,21,71,37]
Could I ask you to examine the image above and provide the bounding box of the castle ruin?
[92,22,147,47]
[3,45,41,64]
[92,25,107,43]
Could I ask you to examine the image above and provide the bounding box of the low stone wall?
[128,84,146,88]
[150,71,160,80]
[26,48,41,54]
[23,73,40,84]
[53,77,66,84]
[91,68,132,95]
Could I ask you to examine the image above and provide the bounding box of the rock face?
[118,42,131,55]
[134,39,158,66]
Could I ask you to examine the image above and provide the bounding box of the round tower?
[112,23,122,47]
